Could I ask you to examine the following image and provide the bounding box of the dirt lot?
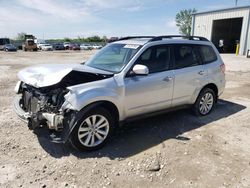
[0,51,250,188]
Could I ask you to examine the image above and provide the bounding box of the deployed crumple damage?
[17,63,114,131]
[18,64,113,88]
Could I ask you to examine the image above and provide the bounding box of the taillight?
[220,63,225,74]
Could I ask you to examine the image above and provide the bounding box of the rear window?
[173,45,201,69]
[198,45,217,64]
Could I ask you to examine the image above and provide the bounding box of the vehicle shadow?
[36,99,246,159]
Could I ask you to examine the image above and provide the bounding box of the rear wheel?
[70,107,114,151]
[193,88,215,116]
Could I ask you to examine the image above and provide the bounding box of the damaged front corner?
[61,90,78,111]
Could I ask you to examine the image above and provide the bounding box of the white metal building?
[192,6,250,55]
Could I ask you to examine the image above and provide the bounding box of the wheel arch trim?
[191,83,219,104]
[64,100,120,142]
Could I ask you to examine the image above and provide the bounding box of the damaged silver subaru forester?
[14,36,225,151]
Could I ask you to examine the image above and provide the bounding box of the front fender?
[62,88,123,119]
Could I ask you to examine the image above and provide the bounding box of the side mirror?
[132,64,149,75]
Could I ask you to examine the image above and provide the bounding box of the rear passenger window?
[174,45,201,69]
[198,45,217,64]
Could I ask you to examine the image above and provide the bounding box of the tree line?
[14,32,108,43]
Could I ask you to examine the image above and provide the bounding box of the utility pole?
[235,0,238,6]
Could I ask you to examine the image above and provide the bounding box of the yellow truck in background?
[22,35,38,51]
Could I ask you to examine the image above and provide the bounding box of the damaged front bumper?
[13,95,30,123]
[13,95,69,143]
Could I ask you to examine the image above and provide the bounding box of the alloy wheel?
[78,115,110,147]
[199,92,214,115]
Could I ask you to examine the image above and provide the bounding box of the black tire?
[70,107,115,151]
[193,88,216,116]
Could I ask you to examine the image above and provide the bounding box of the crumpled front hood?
[18,64,112,88]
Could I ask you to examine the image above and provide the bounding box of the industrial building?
[192,6,250,55]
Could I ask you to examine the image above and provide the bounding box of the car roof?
[113,38,150,46]
[112,35,211,46]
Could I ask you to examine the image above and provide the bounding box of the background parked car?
[53,43,65,50]
[3,44,17,52]
[69,43,80,50]
[80,44,93,50]
[92,44,103,49]
[37,42,46,50]
[40,44,53,51]
[63,42,70,50]
[0,38,10,50]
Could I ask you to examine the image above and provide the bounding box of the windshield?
[85,43,141,73]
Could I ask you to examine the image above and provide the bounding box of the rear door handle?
[198,71,205,75]
[163,76,173,82]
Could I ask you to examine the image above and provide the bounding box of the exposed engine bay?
[17,70,112,132]
[20,83,67,130]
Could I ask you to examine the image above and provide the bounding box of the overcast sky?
[0,0,249,39]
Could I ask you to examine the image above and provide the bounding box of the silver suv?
[14,35,226,151]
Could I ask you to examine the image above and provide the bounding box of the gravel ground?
[0,51,250,188]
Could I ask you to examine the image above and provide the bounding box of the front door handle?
[198,71,205,75]
[163,76,173,82]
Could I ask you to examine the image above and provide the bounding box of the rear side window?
[173,45,201,69]
[198,45,217,64]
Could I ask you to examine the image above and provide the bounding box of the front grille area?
[23,91,39,113]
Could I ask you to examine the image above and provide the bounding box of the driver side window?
[135,45,171,73]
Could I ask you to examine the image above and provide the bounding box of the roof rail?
[149,35,209,42]
[118,36,155,41]
[116,35,209,42]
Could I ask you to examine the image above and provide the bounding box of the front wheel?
[70,107,114,151]
[193,88,216,116]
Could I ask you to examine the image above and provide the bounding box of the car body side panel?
[203,60,226,96]
[64,77,125,120]
[207,46,226,96]
[172,65,208,106]
[124,71,174,118]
